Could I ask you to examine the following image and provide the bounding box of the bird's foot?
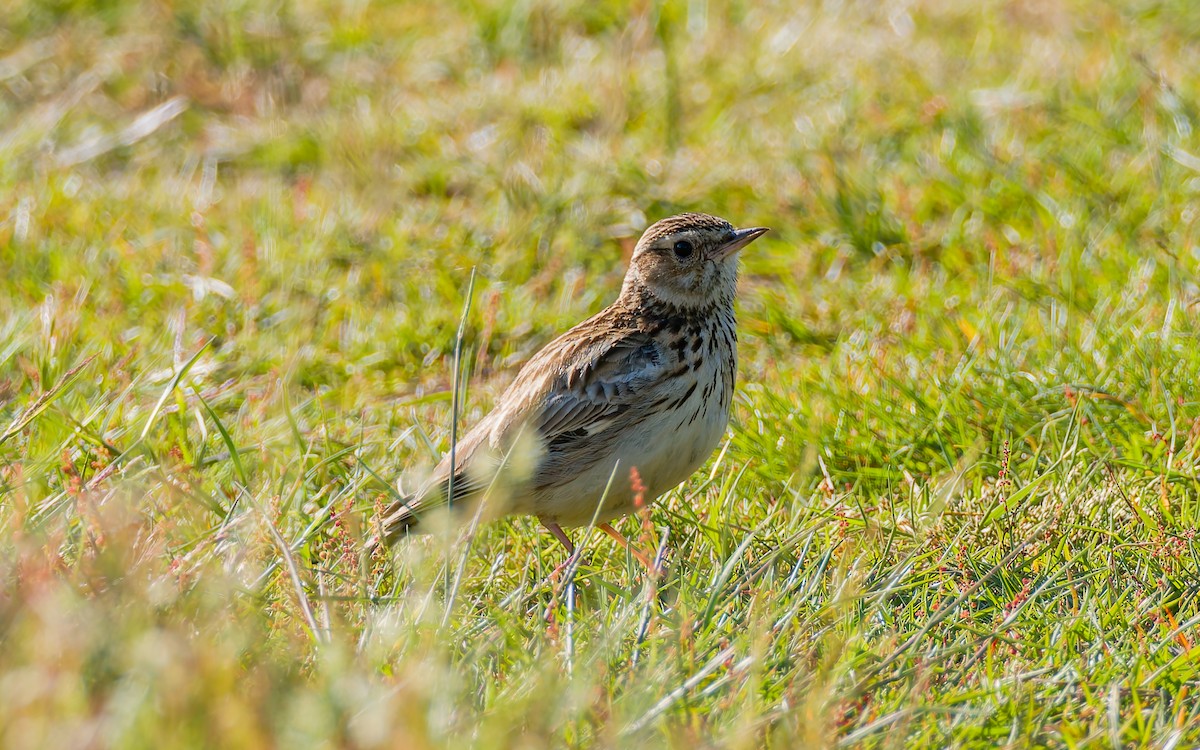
[598,522,662,576]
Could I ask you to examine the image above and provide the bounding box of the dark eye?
[672,240,694,259]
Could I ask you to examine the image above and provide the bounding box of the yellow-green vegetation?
[3,0,1200,746]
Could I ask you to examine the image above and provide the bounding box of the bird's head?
[623,213,768,310]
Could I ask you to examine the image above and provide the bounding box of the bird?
[369,212,768,566]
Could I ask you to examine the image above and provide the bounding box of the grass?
[3,0,1200,746]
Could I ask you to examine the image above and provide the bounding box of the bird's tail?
[362,465,485,557]
[363,494,423,557]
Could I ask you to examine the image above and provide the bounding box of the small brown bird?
[370,213,768,564]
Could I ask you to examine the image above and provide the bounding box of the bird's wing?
[532,331,670,443]
[374,325,675,544]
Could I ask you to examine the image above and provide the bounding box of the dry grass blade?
[258,499,328,645]
[0,353,97,444]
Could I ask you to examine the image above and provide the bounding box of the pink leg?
[542,521,580,579]
[543,521,575,555]
[598,522,654,570]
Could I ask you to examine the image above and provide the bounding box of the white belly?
[531,362,731,527]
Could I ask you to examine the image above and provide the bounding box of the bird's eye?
[672,240,694,259]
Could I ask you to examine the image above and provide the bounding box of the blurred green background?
[3,1,1200,747]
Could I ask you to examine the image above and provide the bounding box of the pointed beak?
[712,226,770,260]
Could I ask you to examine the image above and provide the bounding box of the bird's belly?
[534,375,730,527]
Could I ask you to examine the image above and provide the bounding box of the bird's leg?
[544,521,575,555]
[598,522,655,571]
[540,521,581,628]
[543,521,578,578]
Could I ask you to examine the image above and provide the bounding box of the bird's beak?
[713,226,770,260]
